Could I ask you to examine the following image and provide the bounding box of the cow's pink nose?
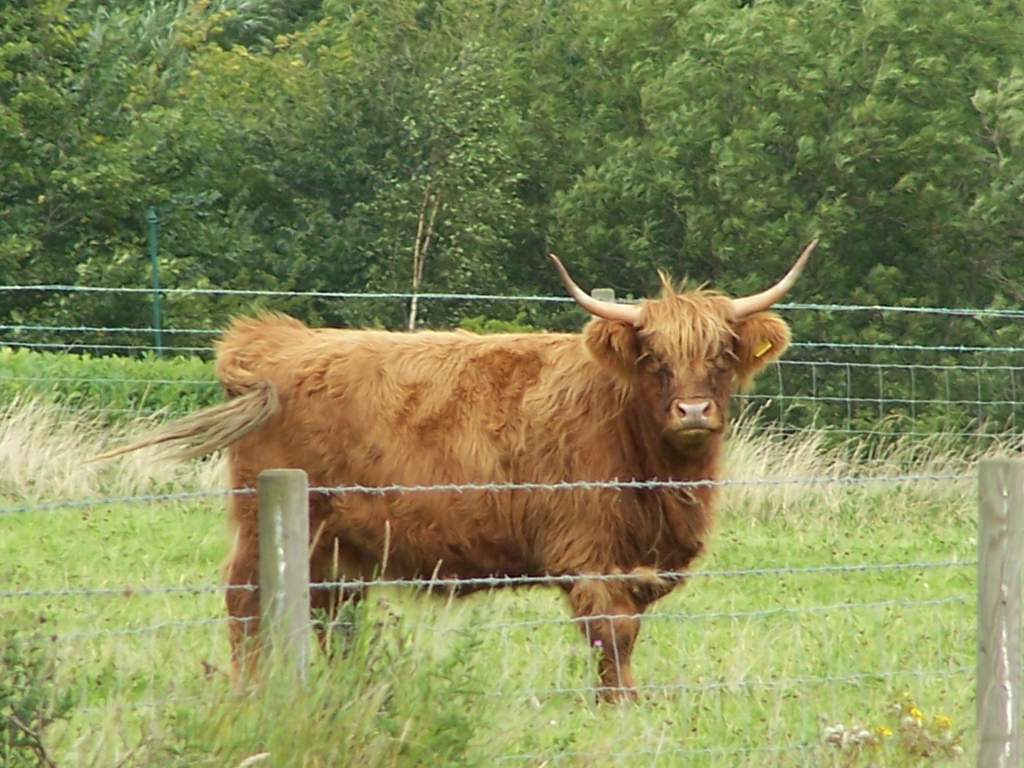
[675,400,715,429]
[677,401,711,418]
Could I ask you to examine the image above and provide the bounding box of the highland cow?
[102,241,815,699]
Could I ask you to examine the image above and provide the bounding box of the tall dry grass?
[0,398,225,503]
[719,416,983,522]
[0,398,989,510]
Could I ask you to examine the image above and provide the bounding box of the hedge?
[0,348,219,417]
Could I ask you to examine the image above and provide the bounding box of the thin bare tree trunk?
[408,182,441,332]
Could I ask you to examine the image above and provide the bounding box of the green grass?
[0,402,983,766]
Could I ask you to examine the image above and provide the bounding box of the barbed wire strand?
[76,692,212,720]
[0,323,220,336]
[0,583,255,599]
[498,742,816,763]
[0,472,971,518]
[0,561,973,600]
[8,350,1024,374]
[0,374,217,386]
[2,283,1023,318]
[28,597,968,644]
[5,334,1024,356]
[308,559,972,591]
[0,340,210,354]
[54,615,254,642]
[0,488,251,517]
[305,472,970,498]
[76,693,210,718]
[516,666,971,699]
[424,596,970,634]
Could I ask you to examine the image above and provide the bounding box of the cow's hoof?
[598,685,639,704]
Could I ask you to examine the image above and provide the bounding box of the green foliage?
[0,348,217,415]
[153,604,500,767]
[1,630,74,768]
[2,0,1021,334]
[457,311,538,335]
[543,0,1022,308]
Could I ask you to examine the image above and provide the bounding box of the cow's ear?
[732,312,791,389]
[584,319,640,378]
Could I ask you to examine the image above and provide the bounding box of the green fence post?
[147,206,163,356]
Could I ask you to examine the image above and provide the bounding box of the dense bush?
[1,630,74,768]
[1,0,1022,340]
[0,348,218,416]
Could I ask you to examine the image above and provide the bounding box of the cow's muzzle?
[672,399,721,433]
[664,399,722,451]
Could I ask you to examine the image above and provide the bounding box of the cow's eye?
[712,352,735,373]
[638,353,663,374]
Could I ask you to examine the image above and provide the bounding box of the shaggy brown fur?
[104,283,794,699]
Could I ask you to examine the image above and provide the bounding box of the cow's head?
[551,241,815,455]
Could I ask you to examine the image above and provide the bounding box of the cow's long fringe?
[93,381,279,462]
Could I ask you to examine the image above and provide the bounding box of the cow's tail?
[93,380,279,462]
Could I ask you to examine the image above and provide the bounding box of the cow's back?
[217,315,634,578]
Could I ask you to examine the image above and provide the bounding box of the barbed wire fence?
[1,470,1016,764]
[2,284,1023,763]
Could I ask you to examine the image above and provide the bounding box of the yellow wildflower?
[909,707,924,722]
[933,714,952,730]
[874,725,893,738]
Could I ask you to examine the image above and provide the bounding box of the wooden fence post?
[591,287,616,303]
[977,458,1024,767]
[258,468,311,683]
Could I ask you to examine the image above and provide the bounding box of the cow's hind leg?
[566,577,646,702]
[225,528,261,680]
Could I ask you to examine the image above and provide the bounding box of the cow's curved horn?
[729,239,818,319]
[548,254,642,325]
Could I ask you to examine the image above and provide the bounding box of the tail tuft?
[93,381,279,462]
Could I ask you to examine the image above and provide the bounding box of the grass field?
[1,400,983,766]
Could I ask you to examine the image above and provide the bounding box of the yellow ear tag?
[753,340,773,359]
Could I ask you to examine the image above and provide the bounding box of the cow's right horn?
[549,254,642,325]
[729,239,818,319]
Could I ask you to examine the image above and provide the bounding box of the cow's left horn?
[549,254,642,325]
[729,239,818,319]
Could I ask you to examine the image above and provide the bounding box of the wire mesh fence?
[2,284,1022,449]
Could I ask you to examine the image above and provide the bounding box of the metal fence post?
[258,468,311,683]
[977,457,1024,767]
[146,206,163,356]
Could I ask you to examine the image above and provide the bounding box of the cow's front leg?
[566,577,646,702]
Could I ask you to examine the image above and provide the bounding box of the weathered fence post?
[591,287,616,303]
[146,206,163,356]
[977,458,1024,767]
[258,468,311,683]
